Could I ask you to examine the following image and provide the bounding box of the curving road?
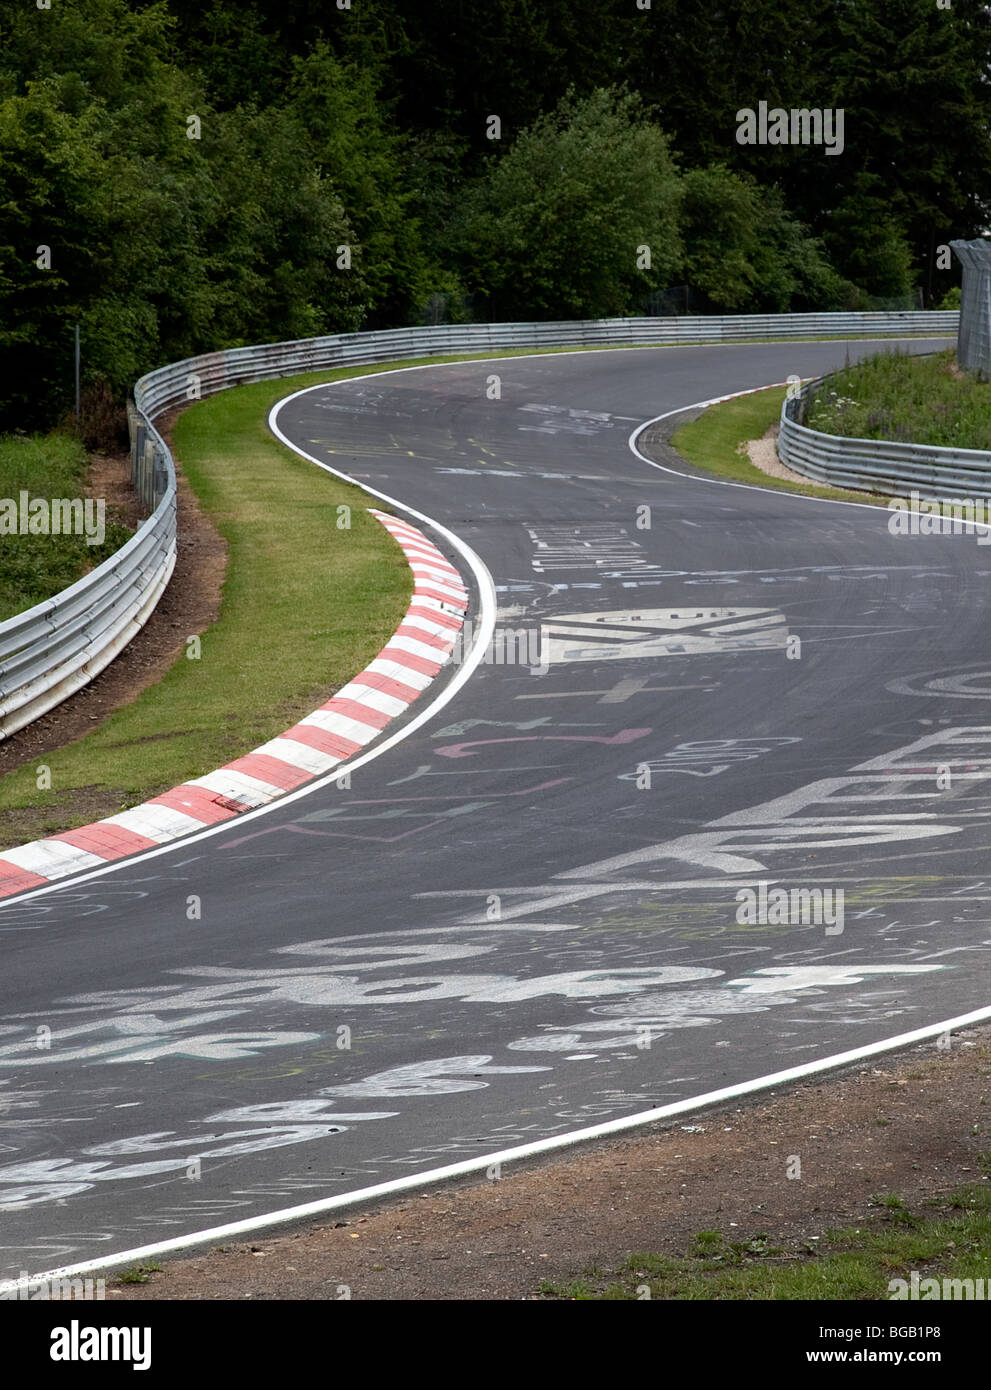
[5,337,991,1279]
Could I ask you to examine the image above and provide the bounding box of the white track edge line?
[627,365,991,536]
[10,1002,991,1289]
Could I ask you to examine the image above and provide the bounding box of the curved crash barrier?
[778,374,991,501]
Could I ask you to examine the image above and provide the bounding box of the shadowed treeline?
[1,0,987,429]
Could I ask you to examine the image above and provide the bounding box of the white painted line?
[12,1002,991,1289]
[626,373,974,520]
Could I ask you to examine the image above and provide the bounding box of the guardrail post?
[152,448,168,505]
[132,423,146,490]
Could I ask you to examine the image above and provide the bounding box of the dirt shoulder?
[107,1024,991,1301]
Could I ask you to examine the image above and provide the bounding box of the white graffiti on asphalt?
[0,1009,321,1067]
[618,737,801,780]
[887,669,991,701]
[6,730,977,1070]
[261,1056,547,1102]
[0,1122,388,1210]
[0,949,739,1068]
[540,607,789,662]
[3,728,984,1221]
[505,966,946,1054]
[425,726,990,904]
[0,1056,547,1210]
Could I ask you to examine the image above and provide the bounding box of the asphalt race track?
[6,336,991,1278]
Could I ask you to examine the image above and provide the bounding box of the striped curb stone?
[0,509,469,899]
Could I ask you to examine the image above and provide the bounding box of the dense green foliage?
[2,0,988,428]
[451,89,683,321]
[0,432,131,619]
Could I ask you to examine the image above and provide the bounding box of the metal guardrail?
[778,375,991,500]
[134,312,958,417]
[0,411,176,740]
[0,310,958,740]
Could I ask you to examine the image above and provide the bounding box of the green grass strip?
[669,387,889,506]
[806,347,991,450]
[537,1182,991,1300]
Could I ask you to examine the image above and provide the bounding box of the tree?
[823,0,991,304]
[0,83,108,427]
[678,166,854,313]
[0,0,366,428]
[819,175,918,303]
[287,42,426,326]
[198,106,366,345]
[453,88,682,321]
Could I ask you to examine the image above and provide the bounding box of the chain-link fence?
[950,239,991,376]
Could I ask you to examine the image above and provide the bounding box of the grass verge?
[669,387,889,506]
[537,1181,991,1300]
[806,347,991,449]
[0,432,132,621]
[115,1263,163,1286]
